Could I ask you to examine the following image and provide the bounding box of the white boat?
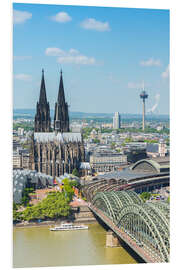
[50,223,88,231]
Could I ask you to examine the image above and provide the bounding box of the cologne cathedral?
[30,70,85,177]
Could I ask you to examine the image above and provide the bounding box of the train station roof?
[94,170,156,182]
[92,158,169,182]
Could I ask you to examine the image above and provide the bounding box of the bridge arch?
[92,190,143,222]
[116,202,169,262]
[92,192,117,220]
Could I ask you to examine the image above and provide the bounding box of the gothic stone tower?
[34,69,51,132]
[30,69,85,177]
[54,70,69,132]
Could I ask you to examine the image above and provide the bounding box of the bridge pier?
[106,230,120,247]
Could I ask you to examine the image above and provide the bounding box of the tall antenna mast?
[140,81,148,131]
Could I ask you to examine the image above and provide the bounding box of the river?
[13,223,138,268]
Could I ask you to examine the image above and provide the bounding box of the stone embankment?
[73,205,97,224]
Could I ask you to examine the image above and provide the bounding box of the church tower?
[34,69,51,132]
[54,70,70,132]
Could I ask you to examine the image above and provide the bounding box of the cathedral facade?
[30,70,85,177]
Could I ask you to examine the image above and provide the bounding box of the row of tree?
[13,178,80,222]
[82,126,169,136]
[13,191,71,222]
[140,192,170,203]
[13,122,34,131]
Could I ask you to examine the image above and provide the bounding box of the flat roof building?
[90,152,127,173]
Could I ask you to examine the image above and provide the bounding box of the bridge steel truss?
[91,190,170,263]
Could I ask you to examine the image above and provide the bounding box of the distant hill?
[13,109,169,121]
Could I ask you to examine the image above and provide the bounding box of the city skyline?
[13,3,169,115]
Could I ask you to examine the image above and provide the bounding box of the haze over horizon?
[13,108,169,118]
[13,3,169,115]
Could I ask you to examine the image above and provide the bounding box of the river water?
[13,223,138,268]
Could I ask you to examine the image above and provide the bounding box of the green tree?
[13,202,18,211]
[21,187,34,206]
[62,179,74,201]
[140,192,151,202]
[21,192,71,221]
[22,207,34,221]
[101,128,113,133]
[13,210,22,222]
[124,138,133,143]
[13,122,34,131]
[165,138,170,146]
[69,179,80,189]
[144,139,158,144]
[92,138,100,144]
[82,127,94,139]
[40,192,70,218]
[72,168,80,177]
[111,142,116,149]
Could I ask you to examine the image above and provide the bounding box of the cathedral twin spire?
[39,69,47,104]
[54,70,70,132]
[34,69,69,133]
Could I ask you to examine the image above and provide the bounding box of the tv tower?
[140,81,148,131]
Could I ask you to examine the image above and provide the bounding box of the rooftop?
[92,158,169,182]
[94,169,154,182]
[34,132,82,143]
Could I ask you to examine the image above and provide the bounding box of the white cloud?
[58,55,95,65]
[69,49,79,55]
[161,65,169,79]
[13,9,32,24]
[51,12,72,23]
[140,58,161,67]
[45,47,96,65]
[14,74,32,81]
[80,18,110,32]
[128,82,144,89]
[45,47,65,57]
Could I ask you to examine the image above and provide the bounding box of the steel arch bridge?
[89,190,169,263]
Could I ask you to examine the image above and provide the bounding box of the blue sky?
[13,3,169,114]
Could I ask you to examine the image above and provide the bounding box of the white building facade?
[113,112,121,129]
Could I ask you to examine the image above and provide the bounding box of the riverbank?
[14,218,97,228]
[14,203,97,228]
[14,220,57,228]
